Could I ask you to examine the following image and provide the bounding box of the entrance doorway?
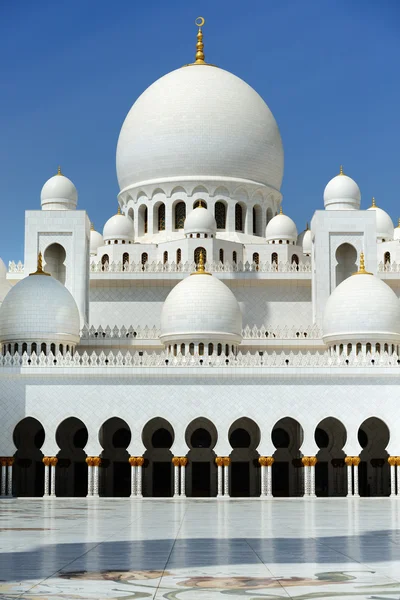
[185,417,217,497]
[191,462,211,496]
[231,462,250,497]
[272,461,289,496]
[153,462,172,496]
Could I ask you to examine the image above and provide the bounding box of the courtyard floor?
[1,498,400,599]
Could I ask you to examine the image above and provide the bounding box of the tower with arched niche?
[310,166,377,326]
[23,166,90,326]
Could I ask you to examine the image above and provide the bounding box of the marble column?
[302,457,310,496]
[6,458,13,496]
[50,457,58,497]
[309,457,317,497]
[86,457,94,497]
[345,456,353,497]
[389,457,397,496]
[258,457,267,497]
[266,457,274,497]
[0,458,6,496]
[223,457,230,497]
[92,457,101,497]
[172,457,180,497]
[353,456,360,497]
[215,457,224,497]
[129,457,137,497]
[136,457,144,497]
[180,457,187,497]
[43,456,51,497]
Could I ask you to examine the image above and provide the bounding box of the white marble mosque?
[2,17,400,503]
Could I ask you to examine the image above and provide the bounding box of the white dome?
[297,227,312,255]
[368,200,394,241]
[103,212,134,243]
[265,212,297,243]
[0,270,80,348]
[116,65,283,194]
[90,228,104,255]
[160,272,242,346]
[323,169,360,211]
[322,269,400,346]
[184,206,216,236]
[41,169,77,210]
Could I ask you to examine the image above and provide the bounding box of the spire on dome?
[194,17,206,64]
[57,165,63,176]
[29,252,51,277]
[90,222,94,231]
[353,252,372,276]
[397,218,400,228]
[117,205,121,215]
[279,206,283,215]
[371,197,376,207]
[306,222,309,230]
[339,165,344,176]
[191,249,211,276]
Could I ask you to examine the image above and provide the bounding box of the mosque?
[1,18,400,501]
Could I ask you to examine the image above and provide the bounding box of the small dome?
[41,167,78,210]
[90,226,104,255]
[265,210,297,244]
[367,199,394,241]
[394,219,400,241]
[322,256,400,346]
[0,260,80,349]
[323,167,361,211]
[103,209,134,244]
[160,269,242,346]
[184,205,217,236]
[297,226,312,256]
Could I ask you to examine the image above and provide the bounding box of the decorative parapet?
[0,349,399,369]
[80,324,322,341]
[8,261,24,273]
[378,261,400,273]
[90,260,311,274]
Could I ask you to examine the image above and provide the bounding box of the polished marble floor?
[1,498,400,599]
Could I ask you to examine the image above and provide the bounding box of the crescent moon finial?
[195,16,205,27]
[193,16,206,64]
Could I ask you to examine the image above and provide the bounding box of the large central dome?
[116,65,283,193]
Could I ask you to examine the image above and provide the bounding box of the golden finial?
[117,205,121,215]
[306,222,309,230]
[194,17,206,64]
[353,252,372,276]
[29,252,51,277]
[191,249,211,276]
[279,206,283,215]
[90,222,94,231]
[371,197,376,208]
[339,165,344,176]
[198,200,204,208]
[57,165,63,176]
[397,218,400,228]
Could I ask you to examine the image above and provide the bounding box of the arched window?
[180,344,185,355]
[232,251,237,264]
[385,251,391,265]
[271,252,278,265]
[376,343,381,353]
[199,343,204,356]
[252,252,260,271]
[13,343,18,354]
[266,207,273,224]
[347,343,352,355]
[194,247,206,265]
[217,343,222,356]
[40,343,46,354]
[219,249,224,263]
[253,207,257,234]
[101,254,109,271]
[194,199,207,208]
[291,254,299,270]
[356,342,362,355]
[366,342,372,353]
[144,207,148,234]
[31,343,37,354]
[163,251,168,264]
[235,204,243,231]
[208,343,214,355]
[158,204,165,231]
[59,344,63,354]
[176,248,182,264]
[189,343,195,355]
[22,342,27,354]
[141,253,148,270]
[173,344,177,356]
[123,252,129,270]
[174,202,186,229]
[384,343,389,353]
[128,207,134,221]
[50,343,56,355]
[215,202,226,229]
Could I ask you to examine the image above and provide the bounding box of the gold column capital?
[50,457,58,467]
[179,457,188,467]
[258,456,268,467]
[344,456,353,466]
[309,456,318,467]
[352,456,361,466]
[222,457,231,467]
[136,457,144,467]
[92,457,101,467]
[0,457,7,467]
[85,456,95,467]
[388,456,397,466]
[301,456,310,467]
[215,456,224,467]
[42,456,52,467]
[172,456,181,467]
[129,456,137,467]
[6,457,14,467]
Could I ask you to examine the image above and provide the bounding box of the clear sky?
[1,0,399,264]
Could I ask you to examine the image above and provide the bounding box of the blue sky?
[0,0,399,264]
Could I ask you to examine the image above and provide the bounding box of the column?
[345,456,353,496]
[43,456,51,497]
[215,457,224,497]
[129,457,137,497]
[172,457,180,497]
[136,457,144,497]
[302,457,310,496]
[223,457,230,497]
[92,457,101,497]
[396,457,400,496]
[180,457,187,497]
[309,457,317,497]
[6,458,14,496]
[86,456,94,497]
[266,457,274,498]
[258,457,267,497]
[353,456,360,497]
[389,457,397,497]
[50,457,58,497]
[0,458,6,496]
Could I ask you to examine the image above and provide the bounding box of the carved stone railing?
[90,260,311,274]
[8,261,24,273]
[378,261,400,273]
[80,324,322,341]
[0,349,399,369]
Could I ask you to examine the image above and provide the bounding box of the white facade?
[1,22,399,500]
